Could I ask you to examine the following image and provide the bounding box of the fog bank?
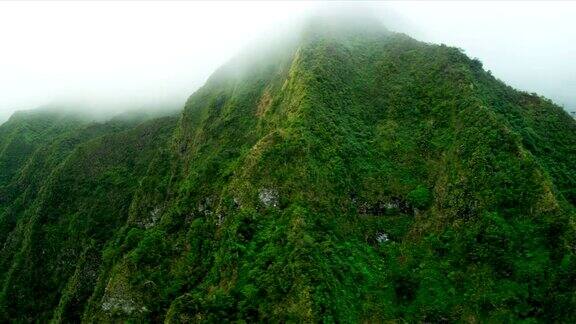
[0,1,574,123]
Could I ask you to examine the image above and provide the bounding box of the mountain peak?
[0,10,575,323]
[295,7,391,44]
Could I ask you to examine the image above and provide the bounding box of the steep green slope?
[0,113,178,322]
[1,16,575,322]
[0,119,137,282]
[83,20,575,322]
[0,110,87,191]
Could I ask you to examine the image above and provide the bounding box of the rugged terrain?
[0,16,575,322]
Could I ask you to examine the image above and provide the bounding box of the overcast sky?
[0,1,575,122]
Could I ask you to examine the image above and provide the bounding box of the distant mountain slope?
[0,114,177,321]
[0,110,87,188]
[0,15,575,323]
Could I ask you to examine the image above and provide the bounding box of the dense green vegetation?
[0,16,574,322]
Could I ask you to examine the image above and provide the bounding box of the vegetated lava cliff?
[0,15,575,323]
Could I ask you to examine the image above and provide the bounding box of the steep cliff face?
[1,17,575,322]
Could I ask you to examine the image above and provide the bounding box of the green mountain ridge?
[0,17,575,322]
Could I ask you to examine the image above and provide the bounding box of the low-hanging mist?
[0,1,575,124]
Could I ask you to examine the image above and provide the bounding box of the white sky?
[0,1,575,122]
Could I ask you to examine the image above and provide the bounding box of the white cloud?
[0,1,574,122]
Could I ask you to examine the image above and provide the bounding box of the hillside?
[1,16,575,322]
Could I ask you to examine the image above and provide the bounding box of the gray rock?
[376,232,389,243]
[259,188,278,208]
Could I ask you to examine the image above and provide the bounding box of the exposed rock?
[198,197,214,216]
[259,188,278,208]
[375,232,389,243]
[101,297,142,315]
[100,265,147,317]
[216,213,224,226]
[384,202,399,209]
[357,197,412,216]
[136,205,162,229]
[233,197,241,209]
[146,206,161,229]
